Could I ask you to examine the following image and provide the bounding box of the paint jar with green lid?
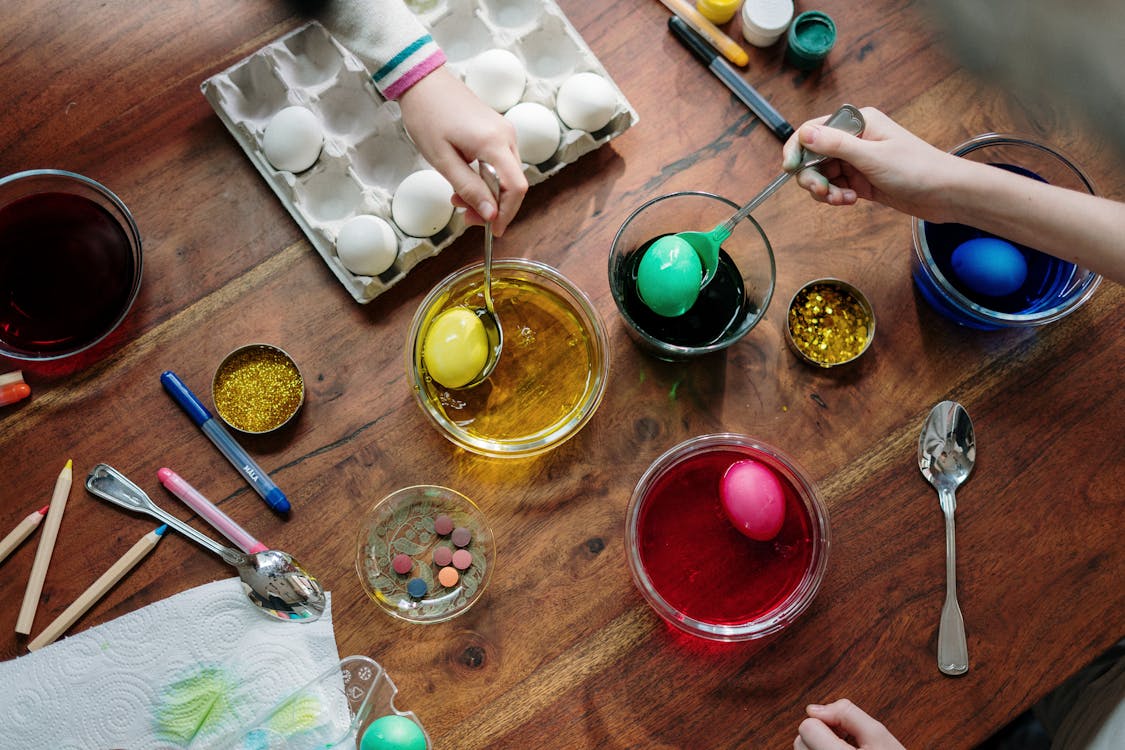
[785,10,837,70]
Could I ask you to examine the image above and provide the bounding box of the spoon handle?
[938,491,969,676]
[479,162,501,314]
[86,464,240,563]
[716,104,866,237]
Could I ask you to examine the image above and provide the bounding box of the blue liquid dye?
[915,164,1079,329]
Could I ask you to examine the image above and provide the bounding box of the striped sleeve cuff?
[373,34,448,100]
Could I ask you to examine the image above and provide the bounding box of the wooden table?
[2,1,1122,747]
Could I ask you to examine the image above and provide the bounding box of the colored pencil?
[0,506,49,565]
[0,381,30,407]
[16,460,73,635]
[28,525,167,651]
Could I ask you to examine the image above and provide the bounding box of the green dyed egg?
[360,714,427,750]
[636,235,703,317]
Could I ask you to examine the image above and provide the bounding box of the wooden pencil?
[28,525,166,651]
[0,506,49,565]
[15,459,73,635]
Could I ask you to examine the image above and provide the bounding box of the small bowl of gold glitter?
[785,279,874,368]
[212,343,305,434]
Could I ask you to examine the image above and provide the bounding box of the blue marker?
[160,371,291,514]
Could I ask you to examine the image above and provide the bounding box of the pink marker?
[157,468,268,554]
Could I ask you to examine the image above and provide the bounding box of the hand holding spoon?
[636,104,866,317]
[918,401,975,676]
[86,464,326,622]
[421,162,504,389]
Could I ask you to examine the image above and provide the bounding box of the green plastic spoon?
[636,104,866,317]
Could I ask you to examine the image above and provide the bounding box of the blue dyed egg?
[950,237,1028,297]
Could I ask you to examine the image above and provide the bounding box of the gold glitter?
[213,346,304,433]
[787,282,872,366]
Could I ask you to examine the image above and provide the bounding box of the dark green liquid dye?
[621,236,754,347]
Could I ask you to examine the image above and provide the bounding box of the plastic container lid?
[696,0,742,25]
[785,10,837,70]
[741,0,795,47]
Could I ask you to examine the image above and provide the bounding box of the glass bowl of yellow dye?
[212,343,305,433]
[407,259,609,458]
[785,279,874,368]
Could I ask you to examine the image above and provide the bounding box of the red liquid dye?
[637,449,813,626]
[0,191,136,355]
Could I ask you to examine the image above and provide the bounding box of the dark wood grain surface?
[2,1,1123,747]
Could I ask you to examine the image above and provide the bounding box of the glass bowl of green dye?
[609,191,776,361]
[355,485,495,624]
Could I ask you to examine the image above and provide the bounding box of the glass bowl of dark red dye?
[0,170,142,360]
[911,134,1101,329]
[609,191,776,360]
[625,434,830,641]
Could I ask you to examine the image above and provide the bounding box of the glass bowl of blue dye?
[609,191,776,360]
[911,134,1102,329]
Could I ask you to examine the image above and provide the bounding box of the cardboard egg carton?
[201,5,638,304]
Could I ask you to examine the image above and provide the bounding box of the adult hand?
[794,700,907,750]
[398,66,528,236]
[781,107,963,224]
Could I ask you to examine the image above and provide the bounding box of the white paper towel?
[0,578,340,749]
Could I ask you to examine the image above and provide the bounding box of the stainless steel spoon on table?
[918,401,976,676]
[86,463,326,622]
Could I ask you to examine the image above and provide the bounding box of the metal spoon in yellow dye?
[422,162,504,389]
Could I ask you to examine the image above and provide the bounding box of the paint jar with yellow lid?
[696,0,743,25]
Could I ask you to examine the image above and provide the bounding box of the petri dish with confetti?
[355,485,495,624]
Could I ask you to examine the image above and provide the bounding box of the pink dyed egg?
[720,459,786,542]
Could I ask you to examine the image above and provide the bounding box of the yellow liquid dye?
[415,275,600,451]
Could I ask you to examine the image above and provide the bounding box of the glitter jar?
[785,278,874,367]
[212,343,305,434]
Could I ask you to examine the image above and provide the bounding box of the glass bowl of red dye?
[626,434,830,641]
[0,170,142,360]
[609,191,776,360]
[911,134,1101,330]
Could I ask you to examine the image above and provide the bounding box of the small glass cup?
[626,434,830,641]
[609,191,776,360]
[0,169,143,359]
[911,134,1102,329]
[407,258,609,458]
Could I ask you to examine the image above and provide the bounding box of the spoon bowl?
[637,104,865,316]
[918,401,976,675]
[86,463,326,622]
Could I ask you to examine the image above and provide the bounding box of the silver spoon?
[461,161,505,387]
[918,401,975,676]
[86,463,326,622]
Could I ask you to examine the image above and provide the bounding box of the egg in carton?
[202,5,637,304]
[413,0,639,183]
[202,23,458,305]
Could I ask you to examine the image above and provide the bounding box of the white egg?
[465,49,527,112]
[262,106,323,173]
[392,170,455,237]
[504,102,561,165]
[555,72,618,132]
[336,215,398,276]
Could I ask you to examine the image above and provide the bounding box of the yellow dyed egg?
[423,307,488,389]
